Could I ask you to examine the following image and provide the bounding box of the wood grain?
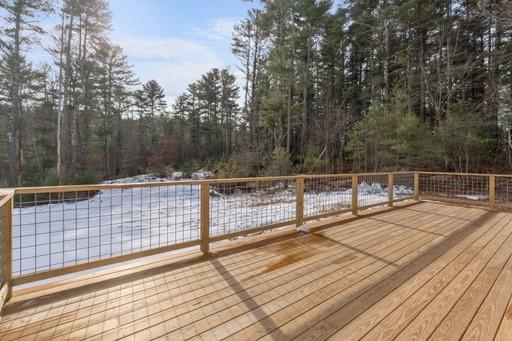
[1,202,512,341]
[0,206,427,340]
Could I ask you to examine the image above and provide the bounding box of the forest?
[0,0,511,187]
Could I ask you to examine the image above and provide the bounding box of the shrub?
[261,147,292,176]
[297,144,324,173]
[218,150,257,178]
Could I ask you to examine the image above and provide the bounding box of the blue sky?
[19,0,257,104]
[106,0,257,103]
[108,0,258,103]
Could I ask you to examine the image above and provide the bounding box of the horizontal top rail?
[12,172,419,194]
[299,171,415,179]
[13,176,301,194]
[8,171,512,194]
[10,170,512,194]
[418,171,512,177]
[14,180,210,194]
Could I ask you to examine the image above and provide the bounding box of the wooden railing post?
[296,176,304,227]
[414,172,420,200]
[5,193,12,301]
[352,175,358,215]
[0,190,13,304]
[200,182,210,255]
[489,175,496,209]
[388,173,394,207]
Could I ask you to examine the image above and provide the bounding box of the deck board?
[1,202,512,340]
[319,211,507,341]
[223,206,481,341]
[96,204,464,341]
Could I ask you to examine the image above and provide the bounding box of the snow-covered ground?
[455,194,488,201]
[102,170,215,184]
[13,176,413,276]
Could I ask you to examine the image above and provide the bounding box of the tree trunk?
[287,80,292,153]
[7,8,22,186]
[56,13,65,184]
[300,38,311,161]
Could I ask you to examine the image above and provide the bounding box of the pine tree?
[52,0,111,183]
[95,41,137,176]
[232,9,266,148]
[0,0,53,186]
[134,80,167,167]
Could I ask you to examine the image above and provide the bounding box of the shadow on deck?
[1,201,511,341]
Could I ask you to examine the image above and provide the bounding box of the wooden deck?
[1,201,512,340]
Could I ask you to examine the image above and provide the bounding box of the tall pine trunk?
[7,8,22,186]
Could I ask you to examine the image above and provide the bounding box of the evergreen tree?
[1,0,512,185]
[52,0,111,183]
[134,80,168,168]
[95,41,137,176]
[0,0,52,185]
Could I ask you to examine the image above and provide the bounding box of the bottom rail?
[12,239,201,286]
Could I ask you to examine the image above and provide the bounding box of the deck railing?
[0,190,14,303]
[0,171,510,303]
[417,172,512,208]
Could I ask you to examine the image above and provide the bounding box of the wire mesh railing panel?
[13,171,512,282]
[12,184,200,277]
[495,176,512,207]
[303,176,352,218]
[393,173,415,200]
[209,179,296,237]
[0,197,8,286]
[418,173,489,204]
[357,174,389,208]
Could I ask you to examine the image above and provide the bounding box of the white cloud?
[113,35,232,105]
[112,17,242,106]
[139,61,219,104]
[190,17,239,42]
[117,37,220,63]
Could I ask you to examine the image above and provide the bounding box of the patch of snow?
[358,181,384,194]
[170,171,185,180]
[394,185,414,196]
[455,194,488,201]
[103,174,170,184]
[357,181,413,197]
[103,170,215,184]
[191,170,215,179]
[298,225,310,233]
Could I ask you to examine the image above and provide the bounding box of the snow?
[103,174,170,184]
[102,170,215,184]
[191,170,215,179]
[13,176,413,276]
[455,194,488,201]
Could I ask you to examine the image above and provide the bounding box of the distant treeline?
[1,0,512,187]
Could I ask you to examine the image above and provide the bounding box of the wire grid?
[393,173,415,200]
[304,176,352,217]
[495,176,512,207]
[0,200,7,286]
[357,174,389,208]
[12,185,200,277]
[419,174,489,203]
[209,179,296,237]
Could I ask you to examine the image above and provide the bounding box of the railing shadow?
[367,217,449,237]
[210,257,288,339]
[309,233,400,268]
[283,209,499,338]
